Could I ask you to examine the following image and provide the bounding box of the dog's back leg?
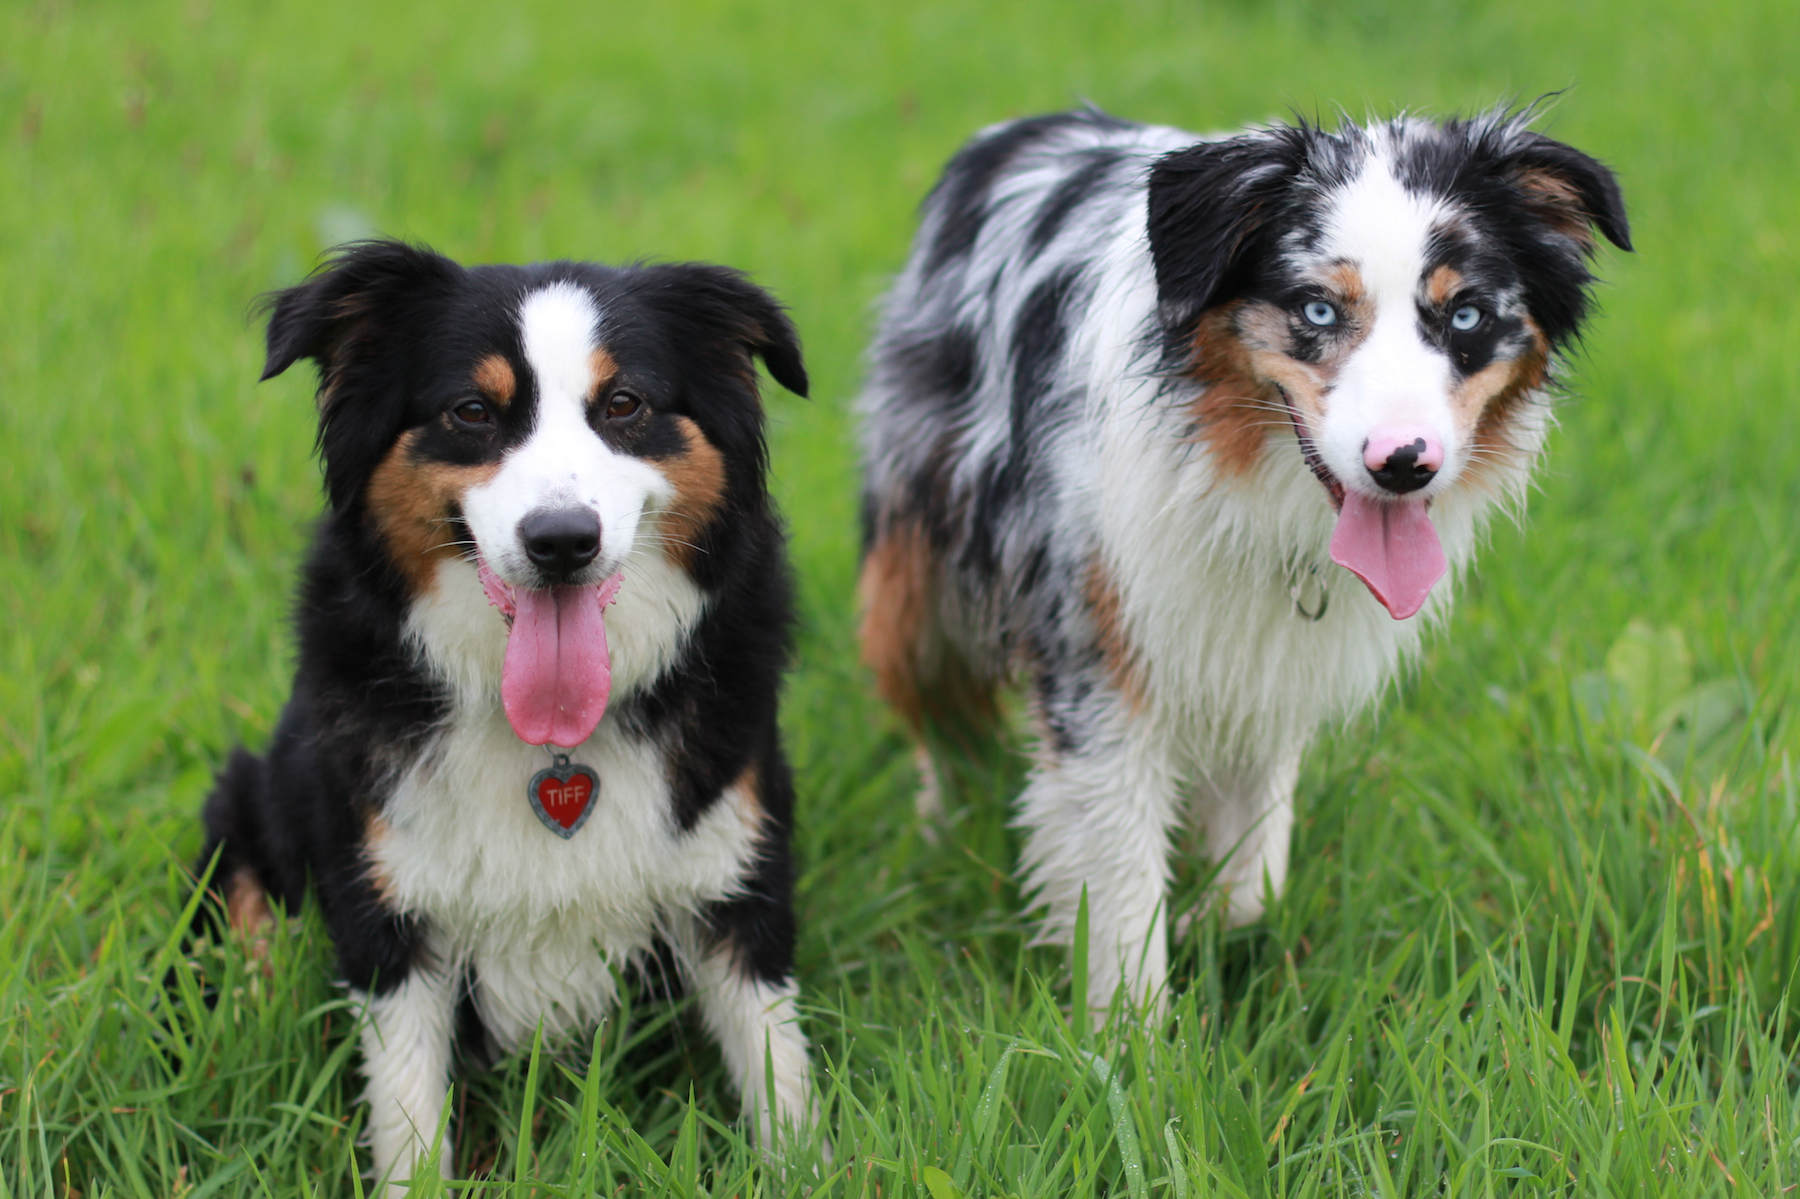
[190,748,280,970]
[1189,749,1302,929]
[857,521,998,823]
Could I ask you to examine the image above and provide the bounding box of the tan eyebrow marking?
[1324,262,1369,306]
[1426,265,1466,307]
[472,355,515,407]
[587,348,618,402]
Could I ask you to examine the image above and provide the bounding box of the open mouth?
[1279,389,1446,622]
[478,558,624,747]
[1281,389,1346,512]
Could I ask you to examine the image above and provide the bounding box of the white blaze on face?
[461,283,672,585]
[1310,152,1462,499]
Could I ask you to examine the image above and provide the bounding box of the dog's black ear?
[259,240,462,511]
[1499,133,1632,253]
[260,239,462,383]
[733,283,809,401]
[634,263,809,400]
[1146,130,1309,339]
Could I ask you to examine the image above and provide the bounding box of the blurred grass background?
[2,0,1798,1194]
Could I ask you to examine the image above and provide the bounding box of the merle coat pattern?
[857,108,1629,1018]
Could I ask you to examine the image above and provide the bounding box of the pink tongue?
[480,564,624,746]
[1328,493,1446,621]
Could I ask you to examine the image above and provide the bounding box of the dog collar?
[1288,561,1330,622]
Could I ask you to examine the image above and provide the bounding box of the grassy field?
[4,0,1799,1194]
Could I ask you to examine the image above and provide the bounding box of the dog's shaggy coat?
[193,241,814,1185]
[857,107,1629,1016]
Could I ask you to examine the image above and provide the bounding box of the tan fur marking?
[1451,359,1524,425]
[358,806,394,900]
[1515,169,1595,247]
[363,812,399,906]
[1188,303,1283,476]
[587,348,618,402]
[1324,262,1369,308]
[858,522,998,741]
[365,429,500,595]
[730,760,766,834]
[1458,318,1550,486]
[472,354,515,407]
[858,524,936,732]
[312,295,373,414]
[226,865,274,937]
[1243,331,1333,439]
[1317,263,1375,331]
[654,417,728,568]
[1084,557,1146,711]
[1427,265,1466,307]
[715,764,772,974]
[225,864,275,973]
[1190,288,1377,472]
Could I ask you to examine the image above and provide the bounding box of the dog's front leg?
[356,962,458,1190]
[1016,697,1183,1025]
[691,936,815,1147]
[1193,749,1301,927]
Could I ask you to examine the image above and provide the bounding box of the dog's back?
[858,111,1184,737]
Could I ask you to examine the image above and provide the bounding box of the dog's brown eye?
[605,393,643,419]
[452,400,493,427]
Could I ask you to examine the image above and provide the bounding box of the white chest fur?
[368,554,760,1048]
[1083,348,1510,766]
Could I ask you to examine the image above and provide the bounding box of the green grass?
[4,0,1799,1194]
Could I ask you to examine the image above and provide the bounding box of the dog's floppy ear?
[1499,133,1632,253]
[1146,130,1309,341]
[260,239,461,383]
[727,277,809,401]
[634,262,809,400]
[259,240,462,511]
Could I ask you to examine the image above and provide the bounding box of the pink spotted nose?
[1362,428,1444,495]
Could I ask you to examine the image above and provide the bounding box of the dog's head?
[261,239,807,742]
[1147,109,1629,617]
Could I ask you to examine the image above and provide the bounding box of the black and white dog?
[194,241,814,1184]
[857,108,1629,1017]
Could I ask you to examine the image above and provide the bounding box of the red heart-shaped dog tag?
[527,756,600,839]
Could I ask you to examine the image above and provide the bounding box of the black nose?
[518,507,600,577]
[1366,438,1438,495]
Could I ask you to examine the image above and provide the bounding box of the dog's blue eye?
[1302,301,1338,327]
[1451,305,1483,332]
